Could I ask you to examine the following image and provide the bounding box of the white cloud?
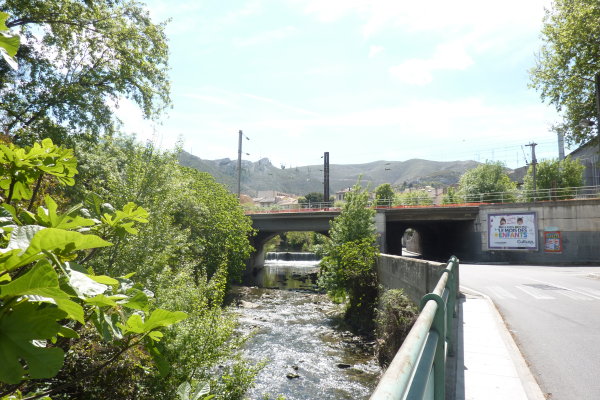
[389,41,474,85]
[368,45,384,58]
[294,0,550,37]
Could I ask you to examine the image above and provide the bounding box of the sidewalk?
[451,288,546,400]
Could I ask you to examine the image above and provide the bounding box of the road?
[460,263,600,400]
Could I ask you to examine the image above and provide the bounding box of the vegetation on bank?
[0,138,259,400]
[318,183,380,334]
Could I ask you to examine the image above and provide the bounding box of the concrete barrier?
[377,254,446,305]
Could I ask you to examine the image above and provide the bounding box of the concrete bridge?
[248,199,600,267]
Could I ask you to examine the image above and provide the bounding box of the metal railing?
[244,185,600,214]
[370,256,459,400]
[371,185,600,207]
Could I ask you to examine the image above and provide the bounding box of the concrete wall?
[473,199,600,264]
[377,254,446,305]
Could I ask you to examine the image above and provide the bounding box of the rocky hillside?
[178,151,481,196]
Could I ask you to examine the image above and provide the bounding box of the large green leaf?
[0,261,84,323]
[143,309,188,332]
[2,228,112,271]
[121,309,187,336]
[36,197,95,230]
[68,268,108,297]
[0,302,65,384]
[122,289,149,311]
[4,225,45,252]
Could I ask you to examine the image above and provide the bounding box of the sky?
[118,0,564,169]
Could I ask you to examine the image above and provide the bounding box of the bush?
[375,289,418,366]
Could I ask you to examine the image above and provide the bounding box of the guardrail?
[244,185,600,214]
[370,256,460,400]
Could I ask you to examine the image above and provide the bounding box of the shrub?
[375,289,418,366]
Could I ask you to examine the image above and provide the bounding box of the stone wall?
[377,254,446,305]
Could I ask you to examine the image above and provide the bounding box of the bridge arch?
[247,211,337,271]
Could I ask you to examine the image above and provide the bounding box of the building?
[568,138,600,186]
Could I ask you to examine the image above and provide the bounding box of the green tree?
[457,161,517,203]
[442,187,462,205]
[0,0,170,144]
[0,140,186,398]
[298,192,324,205]
[529,0,600,146]
[374,183,394,206]
[62,135,258,399]
[318,183,379,333]
[394,190,433,206]
[523,156,585,200]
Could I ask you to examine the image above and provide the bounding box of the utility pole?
[323,151,330,206]
[236,130,249,199]
[557,131,565,161]
[526,142,538,200]
[236,130,242,199]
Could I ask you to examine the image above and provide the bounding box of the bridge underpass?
[248,211,336,269]
[247,206,480,268]
[382,207,479,261]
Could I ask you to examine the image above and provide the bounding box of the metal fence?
[245,185,600,214]
[370,256,460,400]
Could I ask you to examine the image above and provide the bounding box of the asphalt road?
[460,263,600,400]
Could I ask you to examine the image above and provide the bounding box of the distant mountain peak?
[178,150,482,197]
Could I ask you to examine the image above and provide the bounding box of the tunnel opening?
[386,220,476,262]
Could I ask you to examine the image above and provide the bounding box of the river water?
[232,254,381,400]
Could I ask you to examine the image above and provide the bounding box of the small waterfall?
[265,252,321,261]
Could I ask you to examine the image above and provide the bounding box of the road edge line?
[460,285,546,400]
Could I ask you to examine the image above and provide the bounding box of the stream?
[232,253,381,400]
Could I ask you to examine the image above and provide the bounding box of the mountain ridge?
[178,151,483,196]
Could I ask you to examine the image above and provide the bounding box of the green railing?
[370,256,460,400]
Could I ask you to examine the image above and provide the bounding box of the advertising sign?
[544,231,562,253]
[488,212,537,250]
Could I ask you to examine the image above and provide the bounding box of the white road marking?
[526,278,600,300]
[557,290,594,301]
[576,286,600,297]
[515,285,555,300]
[486,285,517,299]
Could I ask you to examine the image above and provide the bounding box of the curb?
[460,285,546,400]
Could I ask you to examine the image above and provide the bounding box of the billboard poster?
[544,231,562,253]
[488,212,537,250]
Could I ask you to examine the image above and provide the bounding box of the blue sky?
[118,0,562,169]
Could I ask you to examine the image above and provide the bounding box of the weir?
[265,251,321,262]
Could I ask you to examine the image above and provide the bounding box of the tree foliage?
[0,0,170,144]
[442,187,461,205]
[374,183,394,206]
[298,192,325,205]
[523,156,585,200]
[0,11,19,69]
[59,135,258,399]
[457,161,517,203]
[530,0,600,146]
[318,183,379,333]
[0,140,186,397]
[394,190,433,206]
